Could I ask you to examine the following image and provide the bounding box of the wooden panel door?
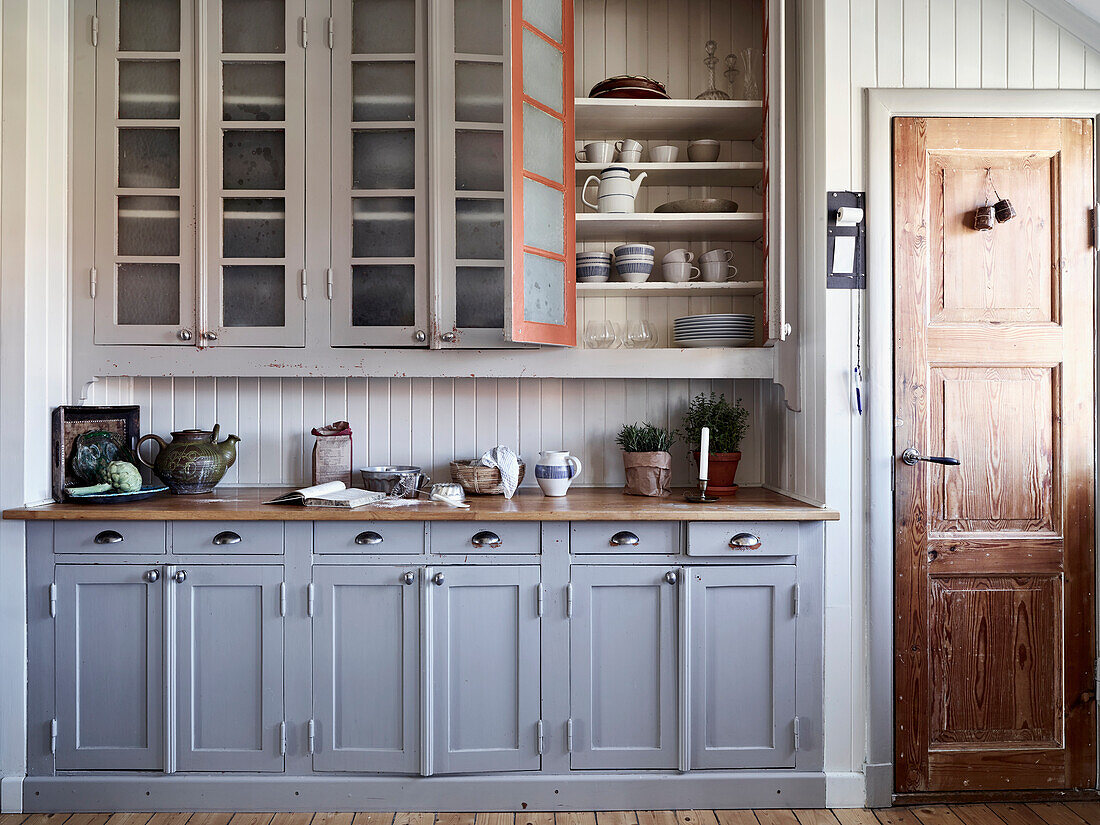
[312,565,420,773]
[894,117,1096,793]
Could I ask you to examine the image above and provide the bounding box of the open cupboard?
[70,0,793,395]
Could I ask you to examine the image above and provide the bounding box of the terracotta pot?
[690,450,742,495]
[621,451,673,497]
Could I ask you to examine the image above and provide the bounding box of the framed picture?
[51,405,140,501]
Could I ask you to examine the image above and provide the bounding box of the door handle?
[471,530,502,548]
[212,530,242,545]
[729,532,762,551]
[93,530,123,544]
[900,448,960,467]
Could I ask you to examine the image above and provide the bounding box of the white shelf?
[574,98,764,141]
[577,280,764,298]
[575,162,762,187]
[576,212,764,242]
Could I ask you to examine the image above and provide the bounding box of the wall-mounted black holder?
[827,191,866,289]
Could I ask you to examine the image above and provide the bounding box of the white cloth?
[478,445,521,499]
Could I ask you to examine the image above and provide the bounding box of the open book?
[264,481,385,508]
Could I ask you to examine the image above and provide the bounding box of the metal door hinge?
[307,718,316,755]
[1092,205,1099,247]
[307,582,315,617]
[566,718,573,752]
[792,583,800,616]
[325,268,334,300]
[279,581,287,617]
[793,716,801,750]
[91,15,99,46]
[565,582,573,617]
[89,267,97,299]
[279,720,287,756]
[536,584,544,617]
[890,461,896,492]
[50,718,57,754]
[327,17,335,49]
[1094,657,1099,688]
[49,583,57,618]
[536,719,544,755]
[299,17,308,48]
[300,270,308,300]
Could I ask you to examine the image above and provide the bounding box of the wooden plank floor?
[2,805,1100,825]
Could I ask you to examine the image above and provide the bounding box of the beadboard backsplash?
[90,377,771,489]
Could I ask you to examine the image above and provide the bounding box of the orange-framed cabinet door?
[505,0,576,347]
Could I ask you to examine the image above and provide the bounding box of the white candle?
[699,427,710,481]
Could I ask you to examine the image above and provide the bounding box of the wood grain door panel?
[894,116,1095,794]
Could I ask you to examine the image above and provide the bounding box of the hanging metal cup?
[973,205,996,231]
[993,198,1016,223]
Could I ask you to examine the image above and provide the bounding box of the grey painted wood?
[27,525,57,776]
[685,520,800,557]
[687,564,797,768]
[428,521,540,554]
[314,521,426,555]
[431,564,541,773]
[171,521,285,555]
[54,564,164,770]
[312,565,420,773]
[53,521,166,554]
[570,521,680,554]
[569,565,678,769]
[175,564,285,772]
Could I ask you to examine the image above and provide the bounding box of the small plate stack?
[673,313,755,348]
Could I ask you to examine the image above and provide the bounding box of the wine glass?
[622,320,658,349]
[583,320,619,349]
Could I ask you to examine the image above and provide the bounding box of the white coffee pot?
[581,167,648,214]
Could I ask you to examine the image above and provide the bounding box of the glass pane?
[223,62,285,121]
[456,266,505,328]
[353,198,415,258]
[523,178,564,255]
[524,0,562,42]
[222,0,285,53]
[455,130,504,191]
[456,199,504,260]
[352,265,416,326]
[119,61,180,119]
[118,196,180,257]
[522,29,563,113]
[119,0,180,51]
[353,63,415,121]
[353,0,416,53]
[353,130,414,189]
[118,128,180,188]
[522,102,564,183]
[456,62,503,123]
[117,263,180,325]
[523,252,565,325]
[455,0,503,55]
[222,265,286,326]
[224,198,285,258]
[223,130,285,189]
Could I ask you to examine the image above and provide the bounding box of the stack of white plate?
[673,314,755,348]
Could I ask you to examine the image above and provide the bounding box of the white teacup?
[700,261,739,282]
[662,261,700,283]
[576,141,615,164]
[650,145,679,163]
[662,248,694,264]
[700,249,734,263]
[615,138,643,164]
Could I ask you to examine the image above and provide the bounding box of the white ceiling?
[1027,0,1100,51]
[1063,0,1100,20]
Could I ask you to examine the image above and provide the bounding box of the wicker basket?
[450,459,526,495]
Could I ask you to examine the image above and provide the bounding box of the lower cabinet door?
[175,565,285,772]
[312,565,420,773]
[54,564,164,770]
[431,565,541,774]
[569,565,679,769]
[688,565,797,768]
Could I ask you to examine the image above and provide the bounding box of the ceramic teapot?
[137,424,240,495]
[534,450,583,497]
[581,167,648,214]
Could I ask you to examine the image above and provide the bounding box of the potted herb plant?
[615,422,676,497]
[680,392,750,493]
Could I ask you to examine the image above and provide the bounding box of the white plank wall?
[90,376,769,489]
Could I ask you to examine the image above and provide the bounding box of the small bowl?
[613,243,656,257]
[687,140,721,162]
[614,257,655,283]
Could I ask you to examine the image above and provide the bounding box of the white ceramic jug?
[534,450,583,497]
[581,167,647,214]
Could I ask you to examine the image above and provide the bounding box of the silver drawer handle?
[94,530,123,544]
[610,530,640,546]
[432,572,445,586]
[355,531,384,545]
[729,532,762,551]
[664,570,678,585]
[402,571,415,585]
[212,531,242,546]
[173,570,187,584]
[471,530,502,548]
[144,569,160,583]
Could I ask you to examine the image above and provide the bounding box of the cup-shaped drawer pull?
[93,530,124,544]
[355,531,384,546]
[609,530,640,546]
[471,530,502,548]
[729,532,763,551]
[212,530,242,546]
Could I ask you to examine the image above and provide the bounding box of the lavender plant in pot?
[681,392,749,495]
[616,422,676,497]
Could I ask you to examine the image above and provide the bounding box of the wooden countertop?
[3,486,838,522]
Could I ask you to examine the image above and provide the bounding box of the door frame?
[864,89,1100,807]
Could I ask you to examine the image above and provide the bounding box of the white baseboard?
[825,772,865,808]
[1,775,24,813]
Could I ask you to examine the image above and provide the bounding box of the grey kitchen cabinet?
[175,564,285,772]
[311,565,421,773]
[430,565,542,774]
[686,565,797,769]
[568,565,679,769]
[53,564,165,771]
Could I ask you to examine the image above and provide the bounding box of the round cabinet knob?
[201,330,218,341]
[441,332,458,343]
[414,330,427,343]
[432,572,445,586]
[609,530,640,547]
[93,530,124,544]
[471,530,502,549]
[664,571,678,585]
[355,531,384,546]
[173,570,188,584]
[144,569,160,583]
[178,328,193,341]
[402,571,415,585]
[729,532,763,551]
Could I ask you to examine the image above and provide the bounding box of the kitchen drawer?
[686,522,799,557]
[570,521,679,554]
[54,521,166,554]
[314,521,425,555]
[172,521,284,555]
[429,521,540,555]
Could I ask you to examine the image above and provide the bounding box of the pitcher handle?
[566,456,584,480]
[581,176,601,212]
[135,433,167,470]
